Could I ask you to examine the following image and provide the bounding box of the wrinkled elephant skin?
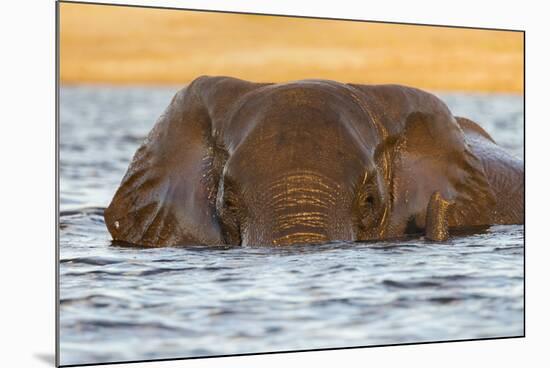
[104,76,524,246]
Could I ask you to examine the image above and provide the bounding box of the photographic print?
[57,1,524,366]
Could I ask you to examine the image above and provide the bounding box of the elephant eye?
[217,176,243,245]
[224,193,239,211]
[354,168,380,221]
[221,180,239,212]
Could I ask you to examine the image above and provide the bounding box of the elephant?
[104,76,524,247]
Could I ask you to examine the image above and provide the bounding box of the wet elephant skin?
[104,76,524,246]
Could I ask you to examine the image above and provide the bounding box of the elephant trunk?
[243,170,353,245]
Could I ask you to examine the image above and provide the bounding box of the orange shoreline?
[60,3,524,93]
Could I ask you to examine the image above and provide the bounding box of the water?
[59,85,524,366]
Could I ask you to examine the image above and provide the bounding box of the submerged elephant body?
[104,76,523,246]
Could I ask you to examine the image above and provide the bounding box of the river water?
[58,85,524,366]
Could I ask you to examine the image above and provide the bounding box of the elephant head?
[104,76,498,246]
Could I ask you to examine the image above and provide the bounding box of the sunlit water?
[59,86,524,366]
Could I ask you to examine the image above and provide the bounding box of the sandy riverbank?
[59,3,523,93]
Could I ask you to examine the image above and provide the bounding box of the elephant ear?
[104,76,262,246]
[390,111,496,232]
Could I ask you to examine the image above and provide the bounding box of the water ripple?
[59,87,524,366]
